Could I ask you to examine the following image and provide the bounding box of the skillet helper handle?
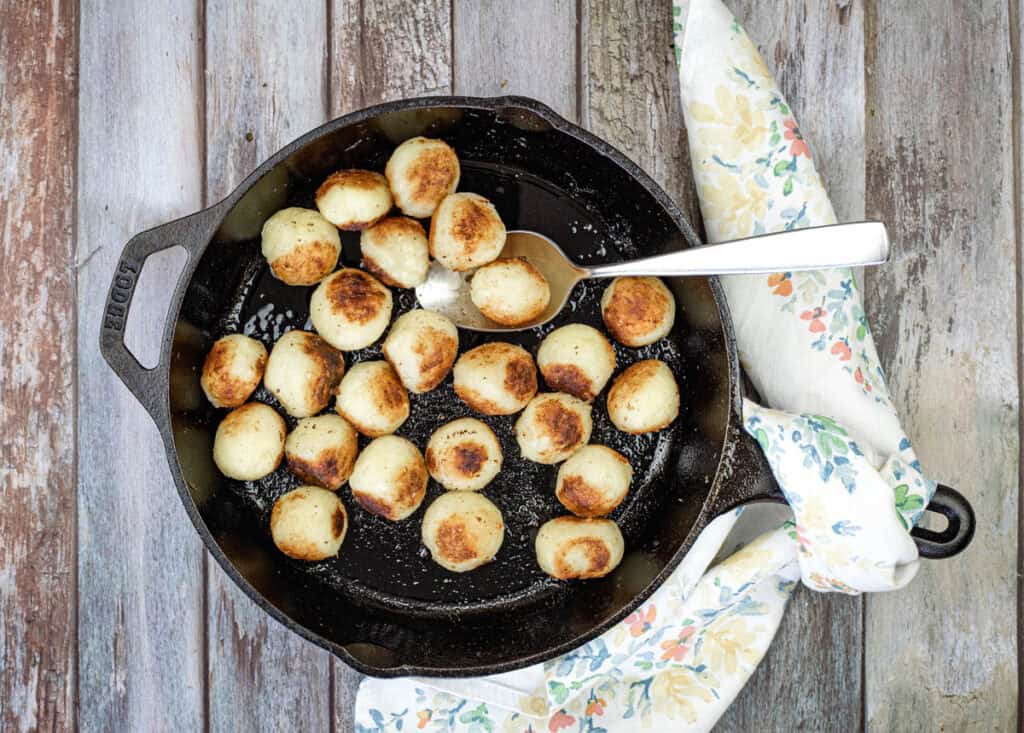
[716,431,976,560]
[99,208,217,422]
[912,484,975,559]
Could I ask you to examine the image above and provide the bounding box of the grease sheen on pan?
[310,268,393,351]
[421,491,505,573]
[384,136,460,218]
[213,402,286,481]
[201,334,267,408]
[429,192,506,271]
[607,359,680,434]
[555,445,633,517]
[600,276,676,347]
[535,516,624,579]
[382,309,459,394]
[284,414,359,491]
[425,418,503,491]
[453,342,538,415]
[334,360,410,437]
[263,330,345,418]
[260,207,341,286]
[515,392,593,464]
[536,324,616,401]
[469,257,551,326]
[360,216,430,288]
[348,435,428,521]
[270,486,348,561]
[315,169,392,230]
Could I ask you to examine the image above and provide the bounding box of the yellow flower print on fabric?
[689,85,770,161]
[694,164,769,240]
[651,668,715,724]
[697,615,762,676]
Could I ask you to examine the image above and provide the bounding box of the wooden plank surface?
[58,1,1020,731]
[76,1,206,730]
[863,1,1018,730]
[328,3,455,727]
[203,3,334,732]
[453,0,578,119]
[712,2,868,730]
[0,1,78,730]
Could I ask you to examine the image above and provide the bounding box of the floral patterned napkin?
[354,0,934,729]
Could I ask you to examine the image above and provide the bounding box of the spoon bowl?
[416,221,890,332]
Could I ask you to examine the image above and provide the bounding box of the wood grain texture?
[581,0,701,226]
[77,1,206,730]
[453,0,578,119]
[331,0,452,111]
[0,0,78,730]
[709,3,866,730]
[863,1,1018,730]
[329,3,454,726]
[204,3,334,731]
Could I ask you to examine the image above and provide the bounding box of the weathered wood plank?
[864,1,1018,730]
[452,0,578,119]
[691,2,868,730]
[204,3,334,731]
[581,0,701,226]
[0,0,78,730]
[328,2,454,728]
[332,0,452,109]
[77,1,206,730]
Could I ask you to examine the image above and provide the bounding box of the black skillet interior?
[166,98,736,676]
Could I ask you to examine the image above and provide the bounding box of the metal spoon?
[415,221,890,332]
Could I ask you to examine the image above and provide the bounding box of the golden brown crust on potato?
[535,398,585,453]
[603,277,673,346]
[325,269,389,325]
[554,537,612,579]
[541,364,595,401]
[268,240,338,286]
[201,340,266,408]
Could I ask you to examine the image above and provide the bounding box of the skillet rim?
[150,94,743,678]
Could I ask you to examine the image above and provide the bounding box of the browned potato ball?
[385,137,460,218]
[315,169,392,230]
[263,330,345,418]
[453,342,538,415]
[514,392,593,464]
[555,445,633,517]
[359,216,430,288]
[284,414,359,491]
[607,359,680,434]
[270,486,348,561]
[429,192,506,271]
[201,334,267,408]
[600,276,676,347]
[535,516,624,579]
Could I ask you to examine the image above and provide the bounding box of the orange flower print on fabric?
[854,366,872,391]
[416,709,431,729]
[585,698,607,717]
[548,710,575,731]
[660,625,696,662]
[801,307,827,333]
[625,605,657,637]
[768,272,792,296]
[831,340,852,361]
[783,118,811,159]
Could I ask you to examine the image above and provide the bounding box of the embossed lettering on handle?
[104,259,139,332]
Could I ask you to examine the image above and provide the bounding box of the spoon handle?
[585,221,889,279]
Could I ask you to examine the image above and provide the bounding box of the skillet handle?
[99,207,219,422]
[715,431,976,560]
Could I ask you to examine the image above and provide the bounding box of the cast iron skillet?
[100,96,975,678]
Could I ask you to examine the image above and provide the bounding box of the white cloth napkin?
[353,1,934,729]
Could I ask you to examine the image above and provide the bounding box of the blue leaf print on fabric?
[832,520,861,536]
